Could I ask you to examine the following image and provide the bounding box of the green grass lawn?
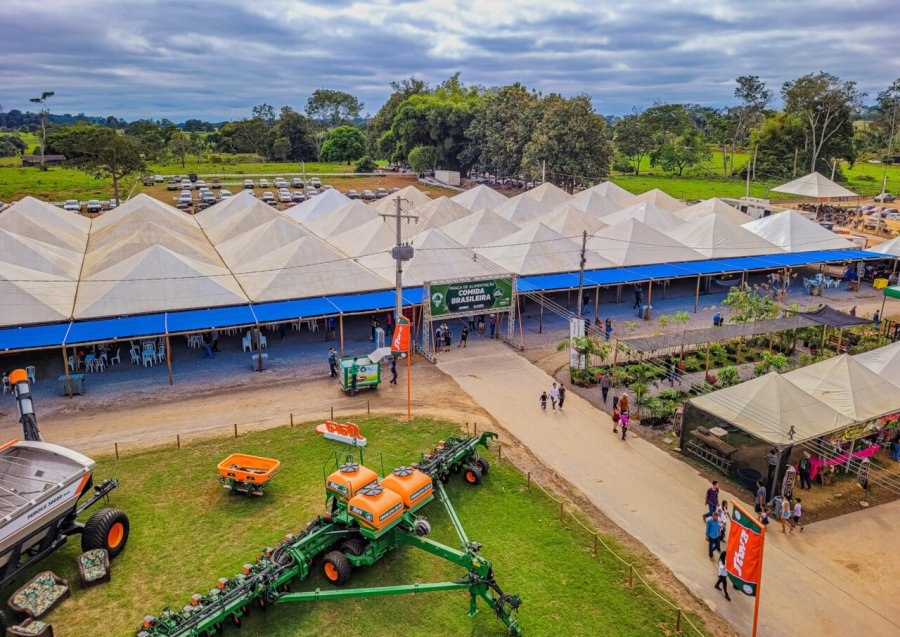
[839,160,900,196]
[19,416,707,637]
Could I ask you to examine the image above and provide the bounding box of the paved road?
[437,341,900,636]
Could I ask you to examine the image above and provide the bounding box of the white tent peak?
[742,210,854,252]
[199,199,283,245]
[854,341,900,386]
[588,219,702,266]
[771,172,856,199]
[286,188,351,222]
[416,196,473,229]
[674,198,754,225]
[528,202,607,236]
[4,196,91,233]
[633,188,683,213]
[371,186,431,213]
[93,194,185,231]
[439,209,521,248]
[601,202,684,231]
[478,223,613,275]
[492,194,547,225]
[518,182,571,206]
[669,214,782,258]
[303,200,380,239]
[868,235,900,257]
[451,184,507,212]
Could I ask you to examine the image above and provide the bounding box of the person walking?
[539,391,548,411]
[558,384,566,410]
[390,356,398,385]
[792,498,804,532]
[702,480,719,520]
[705,514,721,560]
[349,357,359,396]
[385,310,394,333]
[716,499,729,545]
[459,325,468,348]
[278,322,287,342]
[754,481,767,516]
[328,348,338,378]
[600,373,610,403]
[477,315,485,334]
[714,552,732,601]
[605,318,612,342]
[549,383,559,411]
[612,404,620,434]
[798,452,812,489]
[873,310,881,330]
[444,325,452,350]
[620,415,628,440]
[779,497,792,534]
[618,395,629,420]
[633,285,642,310]
[370,316,378,341]
[891,434,900,462]
[668,358,677,387]
[211,330,220,353]
[489,314,497,338]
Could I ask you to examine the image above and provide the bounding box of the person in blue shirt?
[705,515,721,560]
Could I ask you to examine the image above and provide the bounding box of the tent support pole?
[736,335,743,364]
[165,335,173,385]
[257,331,264,373]
[594,285,600,323]
[836,328,843,353]
[768,332,774,354]
[61,347,72,398]
[880,259,897,318]
[646,281,653,319]
[612,338,619,374]
[517,293,525,349]
[705,341,711,378]
[339,315,344,358]
[539,294,544,334]
[616,284,621,304]
[694,276,701,313]
[567,288,571,310]
[821,324,827,350]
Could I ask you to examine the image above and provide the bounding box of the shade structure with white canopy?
[673,198,754,225]
[867,235,900,257]
[527,202,607,236]
[285,188,350,222]
[370,185,431,213]
[451,184,508,212]
[491,194,548,225]
[770,171,856,199]
[853,340,900,386]
[414,196,472,229]
[0,196,90,251]
[669,215,782,258]
[302,200,380,239]
[438,208,521,247]
[632,188,683,213]
[325,216,399,258]
[742,210,855,252]
[570,187,634,218]
[600,202,685,231]
[197,192,283,244]
[476,223,615,275]
[518,182,571,207]
[587,219,704,266]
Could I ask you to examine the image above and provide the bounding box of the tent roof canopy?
[771,172,856,198]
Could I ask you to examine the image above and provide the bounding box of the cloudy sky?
[1,0,898,121]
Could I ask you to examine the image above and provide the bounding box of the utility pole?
[380,196,418,322]
[576,230,587,320]
[541,160,546,185]
[831,159,837,181]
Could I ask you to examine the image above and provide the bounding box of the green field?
[21,416,707,637]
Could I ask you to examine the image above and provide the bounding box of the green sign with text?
[429,279,513,316]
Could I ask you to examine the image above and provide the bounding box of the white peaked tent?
[853,341,900,387]
[867,235,900,257]
[358,228,507,286]
[0,196,90,251]
[519,182,571,206]
[92,194,185,231]
[0,229,84,278]
[326,217,398,258]
[587,219,703,266]
[491,195,547,225]
[633,188,683,213]
[673,198,754,225]
[569,191,632,218]
[74,245,247,319]
[439,209,521,247]
[476,223,614,275]
[582,181,635,202]
[601,202,685,231]
[528,203,607,236]
[217,217,390,301]
[451,184,507,212]
[198,199,282,245]
[0,262,77,326]
[303,200,380,239]
[415,196,473,229]
[669,215,782,258]
[286,188,351,222]
[691,372,852,446]
[742,210,854,252]
[785,354,900,421]
[771,172,856,199]
[371,186,431,213]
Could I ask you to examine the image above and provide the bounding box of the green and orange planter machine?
[139,431,522,636]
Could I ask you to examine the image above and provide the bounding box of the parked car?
[188,173,198,182]
[201,191,216,204]
[310,177,322,188]
[220,189,233,199]
[154,175,164,183]
[346,189,359,199]
[273,177,288,189]
[291,177,304,188]
[211,178,222,189]
[86,199,102,213]
[259,178,270,188]
[886,212,900,221]
[291,191,306,202]
[278,188,292,203]
[261,191,276,203]
[63,199,81,212]
[388,187,400,194]
[322,184,333,190]
[178,191,193,204]
[361,189,376,200]
[194,180,206,189]
[180,179,192,190]
[305,186,318,198]
[107,199,118,209]
[875,192,896,203]
[375,188,389,198]
[140,175,155,186]
[166,180,179,191]
[243,179,254,190]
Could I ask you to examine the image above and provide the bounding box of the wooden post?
[676,609,682,634]
[290,413,294,428]
[646,281,653,319]
[592,533,598,556]
[820,324,827,350]
[526,472,531,489]
[705,341,711,377]
[768,332,774,354]
[559,501,564,523]
[61,347,72,398]
[339,315,344,357]
[114,443,119,460]
[616,284,621,304]
[594,285,600,322]
[165,334,174,385]
[539,293,544,334]
[474,422,478,435]
[176,434,181,449]
[836,328,843,353]
[367,399,370,415]
[736,335,743,364]
[330,406,334,421]
[256,329,263,373]
[612,338,619,374]
[694,275,701,313]
[628,565,634,588]
[498,442,502,461]
[234,423,238,438]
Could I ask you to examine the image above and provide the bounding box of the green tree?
[614,113,655,175]
[28,91,54,171]
[721,283,781,323]
[305,89,364,128]
[53,126,146,203]
[641,103,691,144]
[782,72,864,173]
[355,156,377,172]
[367,77,428,157]
[463,83,540,176]
[168,130,196,168]
[319,125,367,164]
[649,128,710,175]
[705,109,737,176]
[407,145,438,173]
[729,76,771,176]
[276,106,316,161]
[521,94,611,183]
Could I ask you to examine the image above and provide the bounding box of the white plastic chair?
[2,376,9,395]
[130,350,141,365]
[110,348,121,365]
[259,335,267,350]
[25,366,36,384]
[68,356,76,372]
[242,335,251,352]
[142,352,155,367]
[156,345,166,363]
[308,320,318,333]
[94,358,105,373]
[85,355,96,373]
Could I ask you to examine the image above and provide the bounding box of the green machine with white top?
[339,348,392,395]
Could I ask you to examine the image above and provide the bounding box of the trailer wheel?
[322,551,352,585]
[464,465,483,486]
[474,455,491,476]
[439,472,451,484]
[449,463,462,474]
[415,519,432,536]
[82,508,130,558]
[340,537,366,557]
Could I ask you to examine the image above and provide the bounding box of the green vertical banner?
[429,278,512,316]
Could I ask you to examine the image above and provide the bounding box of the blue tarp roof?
[0,248,890,352]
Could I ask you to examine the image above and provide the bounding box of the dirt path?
[437,340,900,637]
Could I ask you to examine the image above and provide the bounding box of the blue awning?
[66,314,167,345]
[326,290,401,314]
[519,273,582,292]
[0,322,71,352]
[166,306,258,334]
[253,298,336,324]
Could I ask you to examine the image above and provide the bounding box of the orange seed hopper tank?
[347,484,404,537]
[326,462,378,501]
[380,465,433,512]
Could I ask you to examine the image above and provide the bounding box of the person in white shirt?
[716,500,729,543]
[549,383,560,411]
[792,499,804,532]
[714,552,731,601]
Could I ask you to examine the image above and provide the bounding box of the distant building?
[21,154,66,167]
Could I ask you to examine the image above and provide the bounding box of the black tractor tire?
[474,455,491,476]
[439,472,451,484]
[322,551,352,586]
[82,508,130,559]
[415,519,432,537]
[449,463,462,474]
[340,537,366,557]
[463,465,483,486]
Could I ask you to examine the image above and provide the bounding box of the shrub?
[683,355,703,373]
[355,156,377,172]
[658,389,687,402]
[209,155,222,164]
[754,362,770,377]
[718,366,740,387]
